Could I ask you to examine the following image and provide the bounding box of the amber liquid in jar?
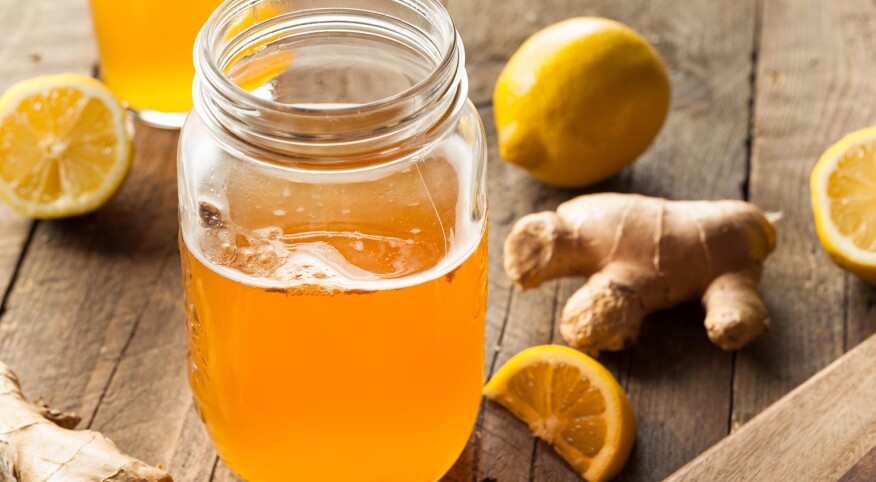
[181,154,487,481]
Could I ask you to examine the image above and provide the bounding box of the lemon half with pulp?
[811,126,876,284]
[0,74,131,219]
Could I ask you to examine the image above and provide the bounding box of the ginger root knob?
[504,193,777,355]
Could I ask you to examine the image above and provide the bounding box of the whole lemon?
[494,17,671,187]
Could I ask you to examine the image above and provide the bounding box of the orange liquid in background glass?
[181,156,487,481]
[89,0,221,112]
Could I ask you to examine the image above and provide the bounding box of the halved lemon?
[0,74,132,219]
[811,126,876,284]
[484,345,636,482]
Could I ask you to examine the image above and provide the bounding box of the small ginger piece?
[504,193,777,354]
[0,361,172,482]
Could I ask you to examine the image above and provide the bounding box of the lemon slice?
[811,126,876,284]
[484,345,636,482]
[0,74,132,219]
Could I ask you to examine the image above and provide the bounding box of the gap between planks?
[86,254,175,430]
[729,0,764,436]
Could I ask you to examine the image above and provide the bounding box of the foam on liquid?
[182,137,484,292]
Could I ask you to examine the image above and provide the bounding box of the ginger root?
[0,361,172,481]
[504,193,777,354]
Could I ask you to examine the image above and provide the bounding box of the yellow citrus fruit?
[811,126,876,284]
[0,74,131,219]
[483,345,636,482]
[494,17,670,188]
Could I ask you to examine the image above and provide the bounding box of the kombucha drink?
[89,0,220,113]
[181,154,487,481]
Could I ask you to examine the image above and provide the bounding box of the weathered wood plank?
[0,0,96,309]
[847,280,876,349]
[736,0,876,430]
[0,123,180,476]
[0,0,95,83]
[469,105,628,481]
[80,127,217,475]
[88,241,218,478]
[25,126,225,481]
[168,407,218,482]
[477,108,521,386]
[669,334,876,482]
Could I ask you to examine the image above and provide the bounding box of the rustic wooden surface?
[840,446,876,482]
[668,332,876,482]
[0,0,874,481]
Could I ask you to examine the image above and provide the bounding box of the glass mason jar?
[177,0,488,480]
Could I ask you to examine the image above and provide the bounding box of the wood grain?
[839,446,876,482]
[0,0,96,309]
[44,127,226,479]
[669,334,876,482]
[79,128,217,474]
[735,0,876,430]
[0,125,181,467]
[847,276,876,349]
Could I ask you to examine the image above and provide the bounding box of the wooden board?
[668,333,876,481]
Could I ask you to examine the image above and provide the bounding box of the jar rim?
[196,0,459,117]
[191,0,468,165]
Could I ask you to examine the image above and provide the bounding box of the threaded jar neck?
[193,0,466,167]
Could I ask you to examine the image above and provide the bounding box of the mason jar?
[177,0,488,480]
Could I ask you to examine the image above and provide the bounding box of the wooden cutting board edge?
[666,333,876,482]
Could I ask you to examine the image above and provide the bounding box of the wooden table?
[1,0,874,480]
